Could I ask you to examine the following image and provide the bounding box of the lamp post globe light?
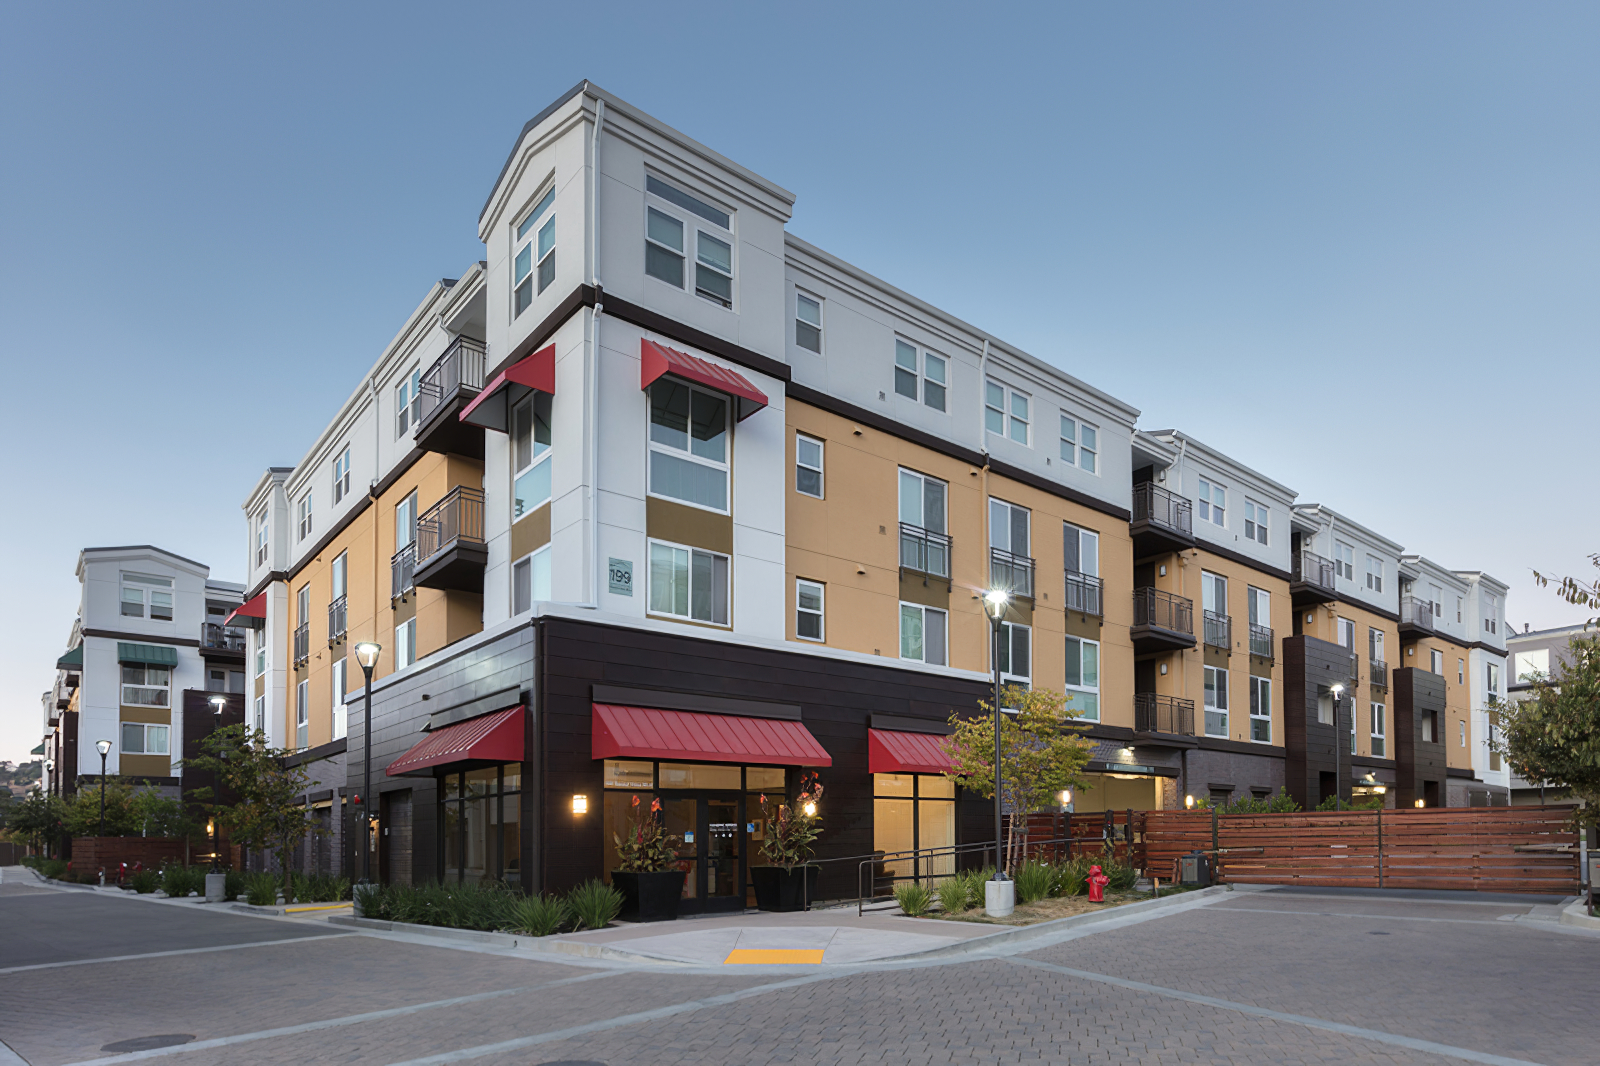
[94,739,113,838]
[354,642,381,890]
[982,587,1014,917]
[205,695,229,900]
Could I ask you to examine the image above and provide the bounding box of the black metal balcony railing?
[1135,693,1195,735]
[1132,482,1193,536]
[1065,570,1103,616]
[392,542,416,600]
[292,622,309,666]
[1133,587,1194,634]
[989,547,1035,599]
[899,523,951,579]
[1249,622,1274,659]
[1370,658,1388,689]
[1292,549,1337,592]
[327,596,348,644]
[415,336,487,429]
[417,487,487,567]
[1401,596,1434,631]
[1203,610,1232,650]
[199,622,247,653]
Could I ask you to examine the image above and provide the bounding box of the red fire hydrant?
[1087,864,1111,903]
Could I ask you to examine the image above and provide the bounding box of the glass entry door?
[659,794,744,913]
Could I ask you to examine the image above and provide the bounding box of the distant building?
[1502,621,1592,806]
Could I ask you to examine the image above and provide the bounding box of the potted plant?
[611,795,686,922]
[751,773,823,912]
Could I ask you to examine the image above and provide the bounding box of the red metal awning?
[386,705,525,777]
[459,344,556,432]
[222,592,267,631]
[867,728,955,775]
[640,339,768,422]
[592,704,831,766]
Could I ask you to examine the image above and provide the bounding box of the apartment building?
[1503,622,1589,806]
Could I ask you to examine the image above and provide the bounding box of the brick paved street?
[2,873,1596,1066]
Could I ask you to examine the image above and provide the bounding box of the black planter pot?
[612,869,686,922]
[750,864,820,912]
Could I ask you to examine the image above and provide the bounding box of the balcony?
[1203,611,1232,652]
[1065,570,1103,617]
[1131,587,1196,654]
[198,622,247,662]
[415,487,488,593]
[327,596,347,646]
[899,523,951,580]
[1129,482,1195,559]
[1134,693,1195,736]
[1399,596,1434,639]
[989,547,1035,600]
[414,336,488,458]
[1370,658,1388,690]
[292,622,310,667]
[1290,549,1338,606]
[1249,622,1274,660]
[392,542,416,602]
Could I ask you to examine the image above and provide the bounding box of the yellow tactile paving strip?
[723,948,825,964]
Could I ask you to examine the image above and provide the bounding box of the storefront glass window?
[440,765,521,885]
[872,773,957,883]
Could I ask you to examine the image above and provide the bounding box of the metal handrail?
[1370,658,1388,689]
[1401,596,1434,631]
[1065,570,1103,616]
[417,487,486,567]
[1292,549,1337,592]
[1203,611,1231,649]
[989,547,1035,598]
[415,336,487,429]
[1132,482,1193,536]
[327,596,347,644]
[830,835,1082,917]
[199,622,246,652]
[391,543,416,600]
[898,522,951,579]
[292,622,309,666]
[1248,622,1273,659]
[1134,587,1193,634]
[1135,693,1195,735]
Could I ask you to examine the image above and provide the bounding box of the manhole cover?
[101,1035,196,1053]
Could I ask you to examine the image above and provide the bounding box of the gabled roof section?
[1291,503,1406,555]
[1147,429,1296,503]
[78,545,209,574]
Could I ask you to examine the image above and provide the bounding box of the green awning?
[117,642,179,667]
[56,644,83,670]
[31,743,45,755]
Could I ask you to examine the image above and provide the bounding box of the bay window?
[648,540,729,626]
[648,381,729,512]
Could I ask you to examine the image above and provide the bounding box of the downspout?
[579,97,606,609]
[1174,437,1190,706]
[978,339,992,667]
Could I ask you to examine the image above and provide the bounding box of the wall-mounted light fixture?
[1184,794,1195,809]
[1159,662,1168,675]
[571,794,589,815]
[1414,799,1425,808]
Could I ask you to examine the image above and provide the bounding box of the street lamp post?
[982,588,1013,917]
[1330,683,1345,812]
[94,739,113,837]
[208,695,228,873]
[354,643,382,889]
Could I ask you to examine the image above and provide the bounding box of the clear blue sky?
[2,2,1595,764]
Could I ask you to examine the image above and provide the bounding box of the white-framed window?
[1337,617,1355,650]
[796,579,825,642]
[1456,595,1463,623]
[648,539,730,625]
[120,572,174,621]
[1429,583,1444,621]
[332,446,351,504]
[1515,648,1550,681]
[513,185,556,316]
[997,621,1031,687]
[331,550,347,602]
[331,657,347,741]
[1204,665,1229,738]
[989,498,1030,557]
[899,603,948,667]
[120,664,171,707]
[1249,676,1271,743]
[795,292,822,353]
[1335,541,1355,581]
[513,392,553,519]
[254,642,267,678]
[1366,554,1384,593]
[253,694,265,735]
[296,582,310,628]
[1197,478,1226,527]
[795,434,824,499]
[512,545,551,615]
[1058,414,1098,473]
[255,513,270,567]
[893,339,947,412]
[395,617,417,670]
[1064,636,1099,721]
[297,493,313,541]
[1243,499,1268,545]
[1483,593,1499,634]
[396,491,417,549]
[1458,657,1464,684]
[119,722,170,757]
[985,380,1029,444]
[1487,662,1500,697]
[295,678,309,749]
[1430,648,1444,675]
[1247,586,1270,629]
[395,365,422,438]
[649,380,729,512]
[1063,523,1100,579]
[1459,720,1466,747]
[899,469,950,577]
[1370,702,1386,758]
[1202,571,1228,617]
[644,175,734,308]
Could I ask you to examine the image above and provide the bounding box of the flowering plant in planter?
[758,773,824,871]
[613,795,680,873]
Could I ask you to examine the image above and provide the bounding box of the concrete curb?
[233,901,353,917]
[1558,897,1600,931]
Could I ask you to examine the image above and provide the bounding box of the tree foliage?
[1532,555,1600,625]
[5,791,68,851]
[1494,635,1600,826]
[62,779,193,838]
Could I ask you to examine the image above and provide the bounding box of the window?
[441,765,524,885]
[512,546,551,615]
[1064,636,1099,721]
[644,175,734,308]
[1243,500,1268,545]
[255,514,270,567]
[795,434,824,498]
[1064,523,1101,615]
[1456,596,1463,623]
[648,540,730,625]
[1247,586,1270,628]
[1369,627,1385,665]
[899,603,948,666]
[795,292,822,353]
[297,493,313,541]
[254,643,267,678]
[332,446,351,504]
[120,664,171,707]
[253,695,265,735]
[1515,648,1550,681]
[1249,676,1271,743]
[1487,663,1500,698]
[796,579,824,641]
[990,498,1031,593]
[1058,415,1097,473]
[1370,702,1386,758]
[984,380,1029,444]
[396,491,417,549]
[1197,478,1226,527]
[1365,555,1384,593]
[1428,583,1444,620]
[1458,658,1464,684]
[512,392,553,519]
[892,339,947,412]
[120,572,174,621]
[996,621,1031,687]
[119,722,170,756]
[874,773,957,881]
[331,657,347,741]
[1337,617,1355,650]
[1483,593,1499,634]
[1421,711,1436,744]
[1430,648,1444,675]
[648,381,729,512]
[295,679,309,749]
[1335,541,1355,581]
[395,617,416,670]
[395,365,422,438]
[897,469,950,577]
[331,551,347,602]
[513,185,556,316]
[1204,666,1229,737]
[296,582,310,627]
[1459,720,1466,747]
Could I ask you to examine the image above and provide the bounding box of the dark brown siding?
[1393,667,1448,808]
[1283,634,1358,808]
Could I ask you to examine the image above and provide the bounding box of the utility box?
[1179,851,1213,886]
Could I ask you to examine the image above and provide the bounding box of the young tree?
[6,791,69,854]
[1494,635,1600,827]
[942,685,1094,872]
[185,724,323,898]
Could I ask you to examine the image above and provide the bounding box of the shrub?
[160,864,194,897]
[936,877,969,914]
[41,858,68,880]
[288,872,349,903]
[244,871,280,906]
[1014,860,1055,905]
[567,879,623,930]
[510,894,571,936]
[224,869,245,902]
[960,866,996,909]
[1055,855,1091,896]
[893,881,932,917]
[129,869,159,894]
[1097,847,1138,892]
